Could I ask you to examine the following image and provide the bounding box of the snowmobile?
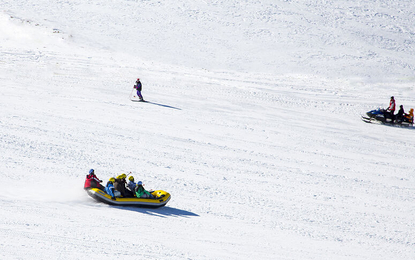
[85,187,171,208]
[361,108,413,127]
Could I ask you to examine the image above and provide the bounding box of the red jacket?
[84,174,102,189]
[388,99,396,112]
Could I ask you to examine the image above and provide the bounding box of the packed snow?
[1,0,414,259]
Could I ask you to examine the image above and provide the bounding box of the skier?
[133,78,144,101]
[105,177,116,200]
[84,169,105,190]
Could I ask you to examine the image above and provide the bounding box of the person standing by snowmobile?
[385,96,396,123]
[84,169,105,191]
[134,78,144,101]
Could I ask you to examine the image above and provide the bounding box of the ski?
[361,116,373,122]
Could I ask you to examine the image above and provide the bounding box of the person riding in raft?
[113,174,128,197]
[84,169,105,190]
[114,174,135,197]
[134,78,144,101]
[135,181,155,199]
[126,175,137,195]
[105,177,116,200]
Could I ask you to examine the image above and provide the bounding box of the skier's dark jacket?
[113,178,127,197]
[135,81,142,91]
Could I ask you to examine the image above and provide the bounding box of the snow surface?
[1,0,415,259]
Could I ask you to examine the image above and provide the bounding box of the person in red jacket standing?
[385,96,396,123]
[84,169,105,190]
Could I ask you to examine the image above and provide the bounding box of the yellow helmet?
[116,174,127,179]
[109,177,115,183]
[128,176,134,181]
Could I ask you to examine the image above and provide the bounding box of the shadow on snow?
[113,205,199,218]
[132,99,181,110]
[146,101,181,110]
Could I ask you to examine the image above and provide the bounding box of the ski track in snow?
[1,1,415,259]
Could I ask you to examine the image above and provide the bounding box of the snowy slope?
[3,0,415,79]
[1,1,415,259]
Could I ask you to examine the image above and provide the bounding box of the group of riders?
[383,96,414,124]
[84,169,156,201]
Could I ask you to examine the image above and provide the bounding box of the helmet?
[391,96,394,99]
[116,173,127,179]
[129,176,134,181]
[109,177,115,183]
[89,169,94,174]
[137,181,143,185]
[136,78,140,81]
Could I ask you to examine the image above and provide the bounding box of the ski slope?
[1,1,415,259]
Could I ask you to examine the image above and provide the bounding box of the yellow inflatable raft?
[86,188,171,208]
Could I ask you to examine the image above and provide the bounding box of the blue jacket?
[105,182,115,197]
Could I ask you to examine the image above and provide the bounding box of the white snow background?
[1,0,415,259]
